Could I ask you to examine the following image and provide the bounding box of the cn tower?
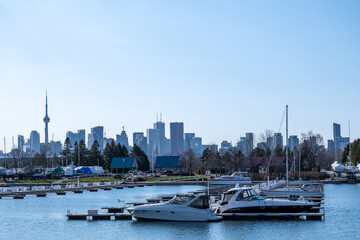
[43,91,50,146]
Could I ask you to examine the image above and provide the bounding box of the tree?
[62,137,72,166]
[131,144,150,171]
[179,149,200,174]
[300,131,326,171]
[87,140,103,167]
[343,139,360,165]
[73,140,89,166]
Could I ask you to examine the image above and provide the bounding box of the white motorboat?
[211,187,316,214]
[344,162,358,174]
[127,193,222,222]
[331,161,345,173]
[260,182,324,198]
[210,172,252,185]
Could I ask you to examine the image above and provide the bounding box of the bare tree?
[300,131,326,171]
[179,149,200,174]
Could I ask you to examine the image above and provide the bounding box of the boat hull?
[220,205,314,213]
[210,180,252,185]
[130,209,221,222]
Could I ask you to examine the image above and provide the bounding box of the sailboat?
[260,106,324,199]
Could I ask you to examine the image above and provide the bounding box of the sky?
[0,0,359,151]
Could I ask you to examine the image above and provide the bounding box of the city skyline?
[1,1,359,150]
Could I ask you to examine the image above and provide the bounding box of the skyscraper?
[184,133,195,151]
[116,126,129,148]
[89,126,104,151]
[43,92,50,146]
[333,123,341,141]
[66,129,86,146]
[170,122,184,155]
[133,132,147,153]
[17,135,24,153]
[289,135,299,151]
[30,131,40,155]
[153,121,166,155]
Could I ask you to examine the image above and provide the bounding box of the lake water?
[1,184,359,240]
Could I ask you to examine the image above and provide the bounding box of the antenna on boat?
[286,105,289,188]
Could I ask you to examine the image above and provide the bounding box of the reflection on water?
[1,184,360,240]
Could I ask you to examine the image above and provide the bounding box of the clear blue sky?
[0,0,359,151]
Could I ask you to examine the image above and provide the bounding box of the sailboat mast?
[348,121,351,162]
[286,105,289,188]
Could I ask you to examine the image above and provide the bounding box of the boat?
[357,163,360,172]
[210,172,252,185]
[127,193,222,222]
[211,187,316,214]
[260,182,324,198]
[331,161,345,173]
[344,162,358,174]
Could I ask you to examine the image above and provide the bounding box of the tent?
[64,164,75,176]
[75,166,92,174]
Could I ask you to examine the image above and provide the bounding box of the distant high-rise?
[170,122,184,155]
[184,133,195,151]
[147,128,160,157]
[88,126,104,151]
[17,135,24,153]
[133,132,147,153]
[273,133,283,149]
[43,92,50,146]
[66,129,86,146]
[333,123,341,141]
[30,131,40,155]
[289,135,299,151]
[153,121,166,155]
[116,126,129,148]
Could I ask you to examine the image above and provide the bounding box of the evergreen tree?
[131,144,150,171]
[62,137,72,166]
[88,140,103,166]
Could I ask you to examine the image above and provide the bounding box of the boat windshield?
[169,195,195,205]
[221,190,237,205]
[189,196,209,209]
[236,189,261,201]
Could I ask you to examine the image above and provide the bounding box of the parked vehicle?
[163,169,174,175]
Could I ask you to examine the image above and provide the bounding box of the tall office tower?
[17,135,25,153]
[147,128,160,157]
[190,137,203,156]
[184,133,195,151]
[273,133,284,149]
[245,133,254,155]
[289,135,299,151]
[49,140,62,156]
[30,131,40,155]
[153,121,166,155]
[89,126,104,151]
[87,133,92,149]
[43,92,50,146]
[116,126,129,148]
[237,137,247,155]
[66,129,86,146]
[170,122,184,155]
[333,123,341,141]
[133,132,148,153]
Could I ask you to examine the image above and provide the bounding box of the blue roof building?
[154,156,180,169]
[111,157,137,169]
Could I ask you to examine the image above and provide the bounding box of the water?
[1,184,360,240]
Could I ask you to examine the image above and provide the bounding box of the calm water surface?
[1,184,359,240]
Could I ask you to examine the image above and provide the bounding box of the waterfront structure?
[289,135,299,151]
[88,126,104,151]
[43,92,50,147]
[66,129,86,146]
[170,122,184,155]
[30,131,40,155]
[116,127,129,148]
